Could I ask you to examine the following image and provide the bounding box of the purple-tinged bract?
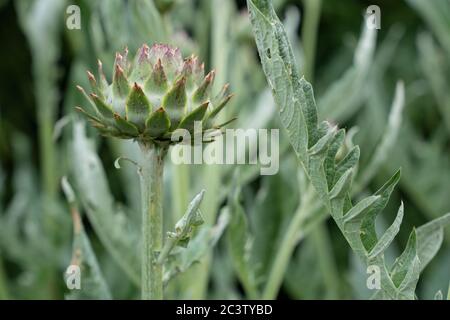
[76,44,233,144]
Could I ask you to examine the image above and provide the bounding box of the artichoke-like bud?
[76,44,233,145]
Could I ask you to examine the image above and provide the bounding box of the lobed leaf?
[248,0,450,300]
[71,122,140,285]
[164,210,230,286]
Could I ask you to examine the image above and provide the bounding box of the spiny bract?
[76,44,233,144]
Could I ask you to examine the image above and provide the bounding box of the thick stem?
[139,142,166,300]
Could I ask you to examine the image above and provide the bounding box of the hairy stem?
[139,142,167,300]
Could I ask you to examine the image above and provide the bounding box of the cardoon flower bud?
[76,44,233,145]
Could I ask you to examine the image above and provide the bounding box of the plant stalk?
[310,224,340,299]
[139,142,167,300]
[262,188,313,299]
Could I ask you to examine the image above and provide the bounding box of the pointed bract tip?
[176,76,187,86]
[87,71,96,81]
[138,44,150,62]
[200,101,210,108]
[220,94,234,106]
[187,54,198,63]
[76,85,84,92]
[217,84,231,99]
[115,64,124,74]
[205,70,215,83]
[97,60,106,80]
[133,82,144,91]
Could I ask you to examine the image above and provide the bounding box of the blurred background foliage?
[0,0,449,299]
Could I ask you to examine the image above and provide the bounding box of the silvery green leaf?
[416,212,450,272]
[357,81,405,190]
[174,190,205,234]
[333,146,360,186]
[342,195,379,224]
[407,0,450,56]
[247,0,435,300]
[329,168,353,200]
[359,170,401,253]
[368,202,404,260]
[317,23,377,121]
[226,188,258,299]
[163,210,230,285]
[64,206,112,299]
[158,190,206,265]
[72,122,140,285]
[390,230,419,290]
[62,177,111,300]
[417,32,450,135]
[248,0,309,163]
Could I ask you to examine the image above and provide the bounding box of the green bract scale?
[76,44,233,144]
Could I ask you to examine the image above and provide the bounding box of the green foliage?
[248,0,450,299]
[164,210,229,287]
[62,177,112,299]
[226,184,258,299]
[71,123,141,285]
[1,0,449,300]
[159,190,206,262]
